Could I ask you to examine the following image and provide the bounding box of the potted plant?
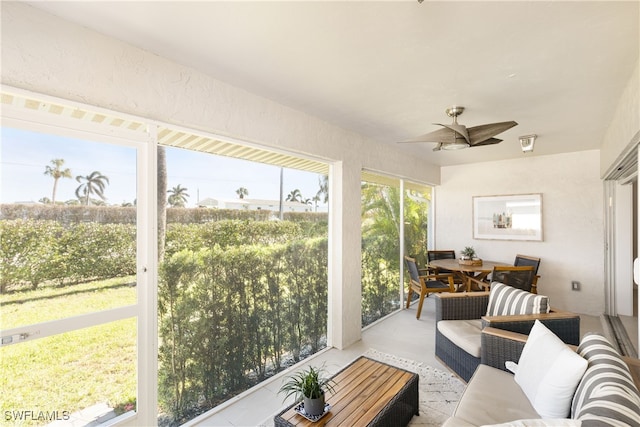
[279,364,336,417]
[460,246,482,265]
[461,246,476,260]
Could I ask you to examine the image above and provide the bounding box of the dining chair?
[468,265,536,292]
[404,256,455,319]
[427,249,456,267]
[427,249,466,289]
[514,254,541,293]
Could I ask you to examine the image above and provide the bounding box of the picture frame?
[473,194,543,241]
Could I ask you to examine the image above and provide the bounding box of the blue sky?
[1,127,326,208]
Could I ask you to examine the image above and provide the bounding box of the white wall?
[601,60,640,177]
[0,2,441,349]
[436,150,604,315]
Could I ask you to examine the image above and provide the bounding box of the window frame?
[1,86,336,426]
[1,102,149,425]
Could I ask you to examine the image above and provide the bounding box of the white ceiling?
[25,1,639,166]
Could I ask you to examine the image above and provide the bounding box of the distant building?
[197,197,313,213]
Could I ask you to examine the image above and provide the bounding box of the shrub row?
[0,204,328,226]
[1,213,400,426]
[158,239,328,423]
[0,219,136,292]
[1,204,138,225]
[165,220,306,257]
[0,219,328,293]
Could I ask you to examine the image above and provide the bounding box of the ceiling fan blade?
[397,108,516,151]
[470,137,502,147]
[437,123,470,144]
[397,127,455,143]
[468,121,517,145]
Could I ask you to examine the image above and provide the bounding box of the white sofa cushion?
[514,320,588,419]
[438,319,483,357]
[486,282,549,316]
[446,364,539,426]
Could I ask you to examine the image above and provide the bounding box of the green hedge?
[0,219,135,292]
[0,209,404,425]
[164,220,305,257]
[0,204,328,225]
[361,235,401,327]
[0,219,326,293]
[157,238,328,423]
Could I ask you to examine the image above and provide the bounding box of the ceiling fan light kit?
[441,139,470,150]
[399,105,518,152]
[519,134,537,153]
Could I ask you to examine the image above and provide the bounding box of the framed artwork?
[473,194,543,241]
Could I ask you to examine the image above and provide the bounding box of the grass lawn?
[0,278,137,426]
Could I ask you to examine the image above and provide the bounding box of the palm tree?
[44,158,72,204]
[168,184,190,207]
[286,189,302,203]
[361,182,401,264]
[75,171,109,205]
[316,175,329,204]
[157,146,167,262]
[236,187,249,199]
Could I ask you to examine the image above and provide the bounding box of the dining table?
[427,258,510,291]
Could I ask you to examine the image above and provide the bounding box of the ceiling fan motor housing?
[445,106,465,119]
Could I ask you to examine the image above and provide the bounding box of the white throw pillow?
[514,320,588,419]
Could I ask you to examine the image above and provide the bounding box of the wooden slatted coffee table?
[274,356,419,427]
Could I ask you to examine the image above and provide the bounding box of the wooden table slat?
[325,365,403,426]
[279,359,391,425]
[274,357,418,427]
[278,359,389,424]
[332,370,413,426]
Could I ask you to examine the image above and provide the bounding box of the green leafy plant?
[278,365,336,402]
[461,246,476,259]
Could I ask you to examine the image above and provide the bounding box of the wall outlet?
[571,281,581,291]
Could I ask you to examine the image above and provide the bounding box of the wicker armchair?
[434,292,580,382]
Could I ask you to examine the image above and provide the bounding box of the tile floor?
[192,296,638,427]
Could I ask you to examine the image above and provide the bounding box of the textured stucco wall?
[601,60,640,177]
[436,150,604,316]
[1,3,441,349]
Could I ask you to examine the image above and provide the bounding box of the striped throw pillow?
[571,333,640,426]
[486,282,550,316]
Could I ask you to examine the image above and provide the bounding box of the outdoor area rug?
[362,348,465,426]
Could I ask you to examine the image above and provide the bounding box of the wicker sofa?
[434,288,580,382]
[442,326,640,426]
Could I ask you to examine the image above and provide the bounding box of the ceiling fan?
[399,106,518,151]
